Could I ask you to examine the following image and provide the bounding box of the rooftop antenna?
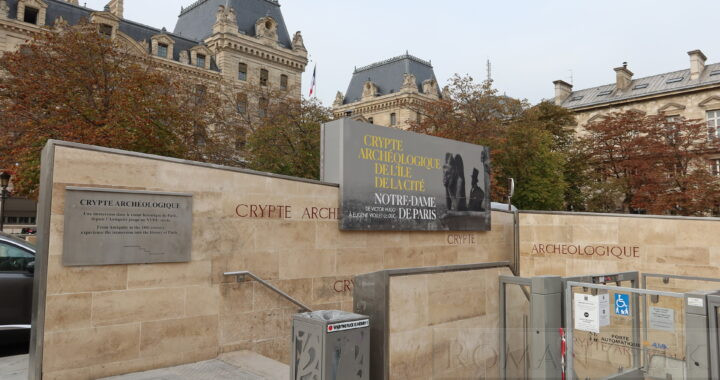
[486,59,492,81]
[568,69,574,85]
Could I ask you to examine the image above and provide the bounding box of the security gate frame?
[707,293,720,379]
[564,281,716,380]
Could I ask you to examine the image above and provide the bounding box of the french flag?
[309,65,317,97]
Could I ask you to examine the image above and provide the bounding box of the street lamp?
[0,171,11,232]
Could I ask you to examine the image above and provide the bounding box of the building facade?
[0,0,308,232]
[553,49,720,175]
[332,53,442,129]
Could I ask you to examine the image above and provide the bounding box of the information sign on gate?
[614,293,630,316]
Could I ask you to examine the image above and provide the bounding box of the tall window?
[280,74,288,90]
[708,110,720,139]
[713,159,720,176]
[196,54,206,68]
[157,43,168,58]
[258,98,268,117]
[24,7,39,24]
[194,85,206,105]
[236,93,247,114]
[260,69,269,86]
[390,113,397,126]
[238,63,247,81]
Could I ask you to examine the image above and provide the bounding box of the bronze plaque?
[62,187,193,266]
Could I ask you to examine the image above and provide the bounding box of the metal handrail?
[224,271,313,312]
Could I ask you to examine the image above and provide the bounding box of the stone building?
[332,53,442,129]
[553,49,720,175]
[0,0,308,96]
[0,0,308,231]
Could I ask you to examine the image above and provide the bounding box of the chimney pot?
[688,50,707,80]
[553,80,573,105]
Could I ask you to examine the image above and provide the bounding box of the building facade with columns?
[332,53,442,129]
[0,0,308,232]
[553,49,720,175]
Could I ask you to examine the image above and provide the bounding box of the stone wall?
[35,142,515,379]
[519,211,720,279]
[388,266,512,379]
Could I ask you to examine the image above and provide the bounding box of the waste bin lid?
[294,310,368,325]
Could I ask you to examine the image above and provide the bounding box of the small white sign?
[327,319,369,333]
[599,293,610,327]
[649,307,675,332]
[688,297,704,308]
[574,293,600,333]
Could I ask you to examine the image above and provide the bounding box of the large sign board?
[62,187,192,266]
[321,119,491,231]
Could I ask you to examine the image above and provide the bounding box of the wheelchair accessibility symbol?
[615,293,630,316]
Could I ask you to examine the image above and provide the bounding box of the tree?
[243,96,332,179]
[0,23,223,197]
[580,111,720,215]
[409,77,575,210]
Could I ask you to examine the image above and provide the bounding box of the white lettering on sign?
[688,297,704,308]
[327,319,369,333]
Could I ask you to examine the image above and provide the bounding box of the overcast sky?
[84,0,720,107]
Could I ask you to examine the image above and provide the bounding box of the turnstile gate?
[500,272,720,380]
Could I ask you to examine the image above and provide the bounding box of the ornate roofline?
[179,0,280,17]
[353,53,432,74]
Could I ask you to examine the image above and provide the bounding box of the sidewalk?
[0,354,28,380]
[0,351,288,380]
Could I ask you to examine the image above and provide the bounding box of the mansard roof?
[173,0,292,49]
[343,53,438,105]
[561,62,720,110]
[6,0,219,70]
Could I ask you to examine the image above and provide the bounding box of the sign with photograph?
[321,118,491,231]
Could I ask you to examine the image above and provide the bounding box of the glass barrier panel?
[570,286,686,380]
[503,283,530,379]
[645,275,720,293]
[388,266,512,379]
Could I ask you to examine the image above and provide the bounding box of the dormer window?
[265,20,273,29]
[24,7,39,24]
[260,69,268,86]
[99,24,113,37]
[196,54,206,68]
[157,43,168,58]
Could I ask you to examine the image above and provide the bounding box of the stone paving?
[0,351,288,380]
[0,354,29,380]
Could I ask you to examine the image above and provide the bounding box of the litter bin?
[291,310,370,380]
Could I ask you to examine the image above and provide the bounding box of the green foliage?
[409,80,577,210]
[244,97,332,179]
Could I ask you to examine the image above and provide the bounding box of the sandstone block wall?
[35,143,515,379]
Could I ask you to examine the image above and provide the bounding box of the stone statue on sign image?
[468,168,485,212]
[443,153,467,212]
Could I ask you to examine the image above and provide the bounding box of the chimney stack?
[614,62,633,91]
[553,80,573,105]
[688,50,707,80]
[106,0,123,18]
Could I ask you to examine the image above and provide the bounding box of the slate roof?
[173,0,292,49]
[343,54,438,105]
[561,62,720,110]
[6,0,219,70]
